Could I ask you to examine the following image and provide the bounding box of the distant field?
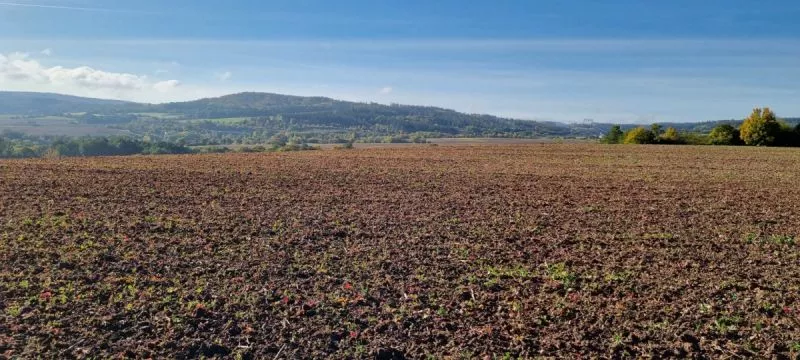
[317,138,586,149]
[0,115,75,124]
[194,137,591,151]
[179,117,250,124]
[431,137,593,145]
[0,124,126,137]
[0,114,124,136]
[1,144,799,358]
[133,113,184,120]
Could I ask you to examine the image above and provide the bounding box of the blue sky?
[1,0,800,123]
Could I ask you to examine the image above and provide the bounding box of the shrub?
[268,133,289,147]
[650,123,663,138]
[681,132,711,145]
[659,127,683,144]
[708,124,742,145]
[142,142,193,155]
[335,141,354,150]
[237,146,270,153]
[199,146,231,154]
[42,148,62,159]
[602,125,624,144]
[623,127,656,144]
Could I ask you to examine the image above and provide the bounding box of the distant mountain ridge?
[0,91,796,143]
[0,91,134,115]
[0,91,582,139]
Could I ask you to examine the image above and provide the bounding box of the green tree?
[772,121,796,146]
[659,127,682,144]
[650,123,663,138]
[78,137,115,156]
[142,141,192,155]
[708,124,742,145]
[268,133,289,147]
[623,127,656,144]
[739,108,780,146]
[51,139,80,156]
[109,137,144,155]
[11,145,38,158]
[0,136,8,156]
[603,125,624,144]
[793,123,800,147]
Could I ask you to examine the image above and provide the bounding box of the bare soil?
[1,144,799,358]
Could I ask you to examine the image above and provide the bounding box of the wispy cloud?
[153,79,181,92]
[0,1,144,13]
[23,37,800,55]
[379,86,393,95]
[215,71,232,82]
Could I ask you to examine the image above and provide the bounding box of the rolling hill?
[0,91,593,142]
[0,91,134,115]
[0,91,796,145]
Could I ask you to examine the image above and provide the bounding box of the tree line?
[602,108,800,146]
[0,135,194,159]
[0,131,322,159]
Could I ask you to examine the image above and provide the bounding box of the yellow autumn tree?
[740,108,780,146]
[659,127,681,144]
[623,127,655,144]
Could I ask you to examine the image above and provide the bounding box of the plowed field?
[2,144,800,358]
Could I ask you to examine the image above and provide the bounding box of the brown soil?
[1,144,799,358]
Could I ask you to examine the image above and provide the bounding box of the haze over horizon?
[1,0,799,124]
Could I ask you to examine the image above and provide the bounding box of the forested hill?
[0,91,593,141]
[0,91,133,115]
[0,91,796,145]
[155,92,576,135]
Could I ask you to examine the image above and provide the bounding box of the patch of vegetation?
[711,316,742,335]
[768,235,796,246]
[547,263,577,288]
[484,265,534,280]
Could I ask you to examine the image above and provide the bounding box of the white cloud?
[216,71,232,81]
[0,52,182,100]
[153,79,181,92]
[379,86,393,94]
[40,48,52,56]
[47,66,148,89]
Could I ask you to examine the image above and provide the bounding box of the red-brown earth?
[1,144,799,358]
